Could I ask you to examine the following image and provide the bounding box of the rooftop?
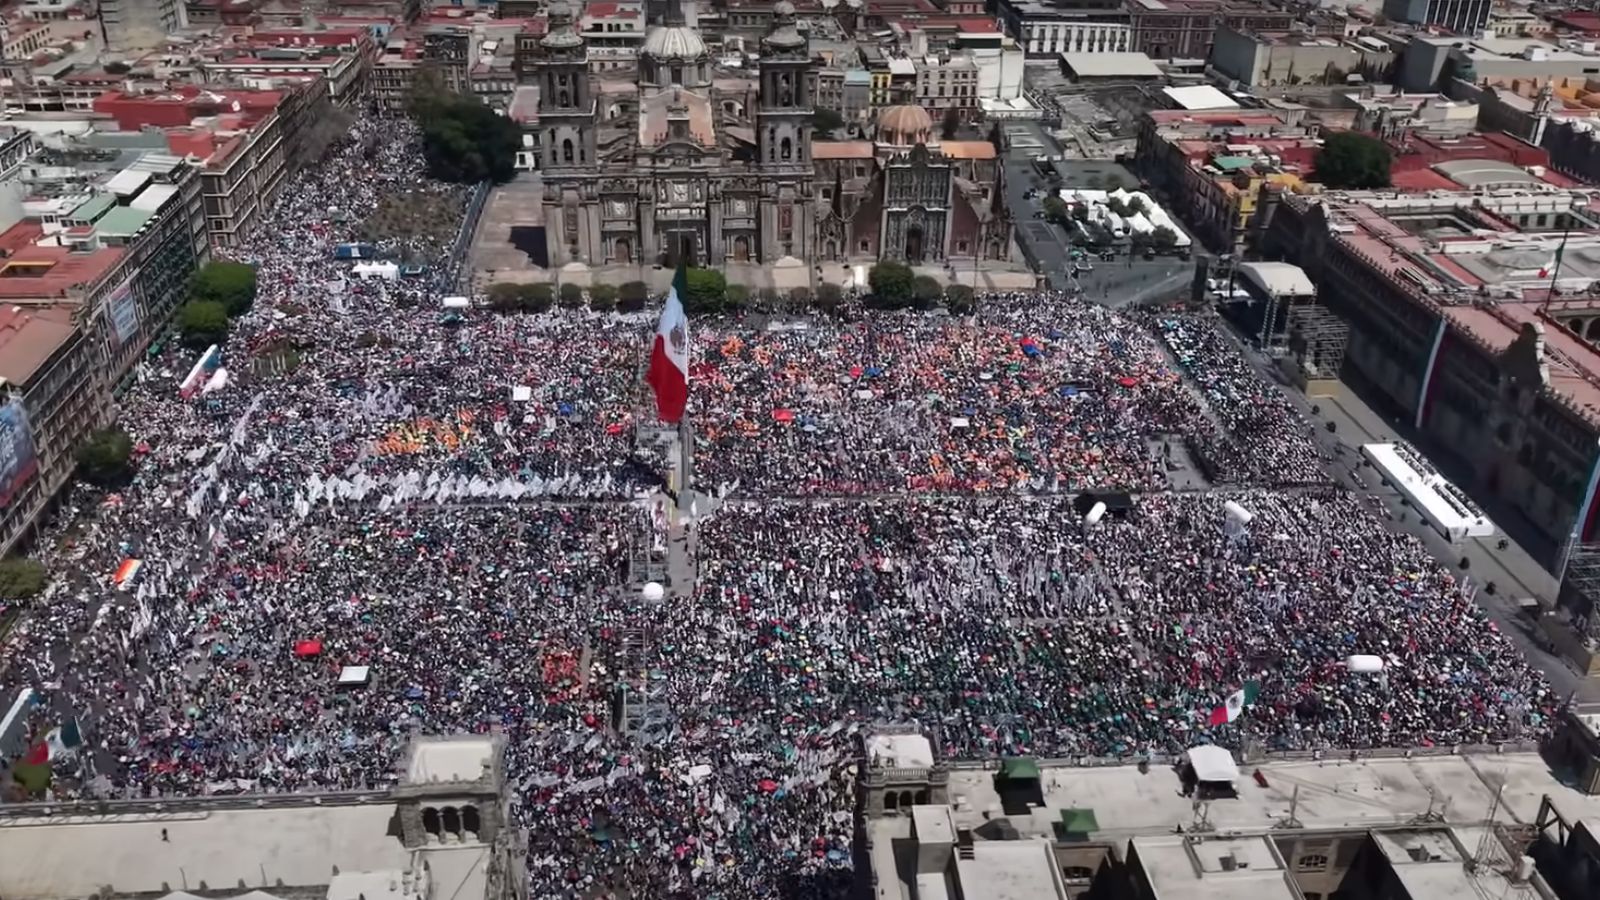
[405,735,495,784]
[0,303,76,386]
[0,802,410,899]
[1164,84,1239,111]
[1131,834,1295,900]
[1059,52,1163,79]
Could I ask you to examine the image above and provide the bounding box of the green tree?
[75,426,134,489]
[787,287,811,311]
[814,282,844,313]
[1070,204,1089,222]
[1042,196,1069,224]
[1129,232,1153,256]
[683,268,727,314]
[589,283,618,312]
[0,558,46,601]
[1105,197,1131,217]
[812,107,846,134]
[409,69,520,184]
[869,261,915,308]
[521,283,554,313]
[1313,131,1392,189]
[724,283,751,312]
[177,300,229,350]
[1127,197,1149,216]
[618,281,649,313]
[940,107,961,140]
[191,261,258,317]
[945,283,976,315]
[911,275,943,309]
[487,282,524,313]
[558,282,585,309]
[1151,226,1178,251]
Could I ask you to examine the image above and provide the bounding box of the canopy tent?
[353,261,401,281]
[337,665,371,687]
[1185,745,1239,783]
[999,757,1041,780]
[1058,808,1100,834]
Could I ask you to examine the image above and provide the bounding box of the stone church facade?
[529,1,1010,270]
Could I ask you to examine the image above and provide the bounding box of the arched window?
[422,807,442,836]
[672,66,683,84]
[559,90,570,107]
[442,807,461,836]
[884,791,899,811]
[462,806,482,836]
[563,139,575,163]
[780,137,792,161]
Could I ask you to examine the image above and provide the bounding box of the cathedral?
[530,1,1012,270]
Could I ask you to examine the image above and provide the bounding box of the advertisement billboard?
[0,400,38,509]
[106,277,139,348]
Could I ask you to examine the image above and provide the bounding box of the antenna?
[1412,786,1447,824]
[1473,782,1506,870]
[1275,783,1304,830]
[1191,800,1213,833]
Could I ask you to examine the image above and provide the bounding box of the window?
[562,139,574,163]
[860,239,870,251]
[1296,854,1329,871]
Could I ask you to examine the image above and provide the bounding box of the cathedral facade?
[529,1,1010,270]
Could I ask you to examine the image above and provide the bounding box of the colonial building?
[529,0,1010,269]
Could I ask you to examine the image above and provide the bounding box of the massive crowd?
[0,115,1557,899]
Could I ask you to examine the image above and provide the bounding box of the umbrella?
[772,409,795,423]
[293,639,324,658]
[759,779,779,793]
[1117,376,1139,388]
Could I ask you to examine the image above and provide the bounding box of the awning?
[293,639,323,658]
[1059,808,1100,833]
[1185,745,1239,783]
[1000,757,1041,780]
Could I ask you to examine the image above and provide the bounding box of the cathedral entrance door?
[906,227,925,264]
[615,237,632,264]
[674,235,698,269]
[734,236,750,262]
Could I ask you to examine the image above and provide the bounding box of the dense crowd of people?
[0,114,1557,899]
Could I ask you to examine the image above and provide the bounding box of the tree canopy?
[409,69,520,184]
[191,261,257,317]
[76,426,134,489]
[177,300,229,350]
[0,558,46,601]
[1313,131,1392,189]
[683,269,727,314]
[868,261,914,307]
[811,107,845,135]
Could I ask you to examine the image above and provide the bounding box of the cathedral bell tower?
[756,1,814,261]
[535,1,595,171]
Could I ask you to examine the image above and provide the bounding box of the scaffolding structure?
[1564,543,1600,639]
[1287,301,1350,378]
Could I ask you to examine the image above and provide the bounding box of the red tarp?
[293,639,323,658]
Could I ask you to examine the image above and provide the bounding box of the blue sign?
[0,400,38,509]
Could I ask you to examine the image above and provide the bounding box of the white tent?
[1185,745,1239,783]
[352,261,400,281]
[442,296,470,309]
[337,665,371,687]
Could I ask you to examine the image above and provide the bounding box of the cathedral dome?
[642,25,708,61]
[877,104,933,145]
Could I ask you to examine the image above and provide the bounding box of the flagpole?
[1542,225,1570,315]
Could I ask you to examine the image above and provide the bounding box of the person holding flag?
[646,262,691,424]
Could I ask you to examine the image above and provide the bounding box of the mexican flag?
[1207,681,1259,726]
[1540,243,1564,278]
[645,263,690,424]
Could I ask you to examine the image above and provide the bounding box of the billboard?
[106,277,139,348]
[0,400,38,509]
